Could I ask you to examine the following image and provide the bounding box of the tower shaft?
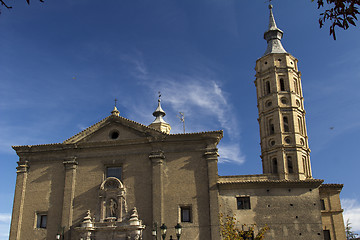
[255,5,311,180]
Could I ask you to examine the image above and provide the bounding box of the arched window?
[287,156,294,173]
[266,81,271,95]
[272,158,278,174]
[280,78,285,91]
[294,79,299,94]
[283,116,289,132]
[298,117,303,135]
[269,119,275,135]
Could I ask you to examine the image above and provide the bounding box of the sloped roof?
[63,114,166,144]
[12,114,223,150]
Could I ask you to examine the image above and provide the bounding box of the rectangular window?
[36,213,47,229]
[106,166,122,180]
[323,229,331,240]
[237,197,251,210]
[180,206,192,222]
[320,199,326,210]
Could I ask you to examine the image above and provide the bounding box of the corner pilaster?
[9,159,29,240]
[204,148,221,240]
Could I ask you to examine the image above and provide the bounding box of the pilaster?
[61,156,78,238]
[9,159,29,240]
[149,150,165,226]
[204,148,221,240]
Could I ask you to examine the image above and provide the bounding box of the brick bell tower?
[255,4,311,180]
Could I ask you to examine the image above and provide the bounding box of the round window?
[300,138,305,146]
[109,130,119,140]
[266,101,272,107]
[285,137,291,144]
[281,98,287,104]
[296,100,301,107]
[269,140,276,146]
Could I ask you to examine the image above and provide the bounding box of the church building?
[9,5,345,240]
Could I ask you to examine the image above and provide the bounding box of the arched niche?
[99,177,127,222]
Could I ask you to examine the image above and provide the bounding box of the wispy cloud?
[342,198,360,232]
[120,50,148,80]
[120,50,244,163]
[218,143,245,164]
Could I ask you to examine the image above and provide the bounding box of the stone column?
[61,157,78,238]
[9,159,29,240]
[99,192,106,222]
[149,151,165,226]
[204,149,221,240]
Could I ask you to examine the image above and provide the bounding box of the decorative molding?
[63,157,78,170]
[16,160,29,174]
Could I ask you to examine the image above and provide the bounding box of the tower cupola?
[149,93,171,134]
[263,4,287,56]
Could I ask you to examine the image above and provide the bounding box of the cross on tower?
[114,98,118,107]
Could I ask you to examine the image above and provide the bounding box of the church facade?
[9,5,345,240]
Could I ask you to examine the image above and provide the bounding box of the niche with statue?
[75,177,145,240]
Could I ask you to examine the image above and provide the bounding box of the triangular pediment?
[63,115,164,144]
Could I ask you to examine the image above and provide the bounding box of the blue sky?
[1,0,360,238]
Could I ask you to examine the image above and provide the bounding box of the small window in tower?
[302,156,309,177]
[36,213,47,229]
[266,100,272,107]
[320,199,326,210]
[106,166,122,180]
[237,196,251,210]
[294,78,299,94]
[269,120,275,135]
[280,78,285,91]
[266,81,271,95]
[180,206,192,222]
[287,156,294,173]
[283,116,289,132]
[298,117,303,135]
[323,230,331,240]
[272,158,278,174]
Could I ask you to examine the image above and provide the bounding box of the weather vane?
[158,91,161,101]
[177,112,185,133]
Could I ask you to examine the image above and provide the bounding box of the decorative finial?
[152,92,166,121]
[111,98,120,117]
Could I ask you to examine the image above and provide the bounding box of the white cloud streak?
[120,51,244,164]
[218,143,245,164]
[342,198,360,232]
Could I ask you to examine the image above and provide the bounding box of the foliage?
[312,0,360,39]
[0,0,44,13]
[346,219,359,240]
[220,213,269,240]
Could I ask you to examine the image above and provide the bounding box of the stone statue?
[108,198,117,218]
